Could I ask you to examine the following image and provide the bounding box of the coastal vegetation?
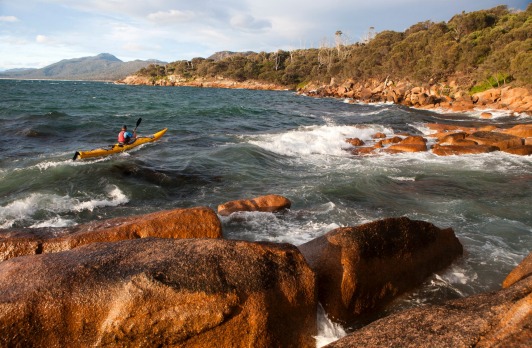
[135,4,531,93]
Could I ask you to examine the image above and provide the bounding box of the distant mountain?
[0,53,166,81]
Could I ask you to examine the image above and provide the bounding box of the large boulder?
[502,145,532,156]
[500,124,532,138]
[0,238,317,347]
[217,194,291,216]
[386,137,428,153]
[503,251,532,288]
[466,131,523,150]
[326,275,532,348]
[432,144,499,156]
[0,207,222,261]
[298,217,463,324]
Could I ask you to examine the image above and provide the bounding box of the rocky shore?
[119,74,532,117]
[118,75,287,91]
[1,195,530,347]
[298,78,532,117]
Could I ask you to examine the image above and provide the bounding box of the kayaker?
[118,125,136,145]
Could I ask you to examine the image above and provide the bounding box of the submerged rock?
[298,217,463,324]
[0,238,317,347]
[217,194,291,216]
[0,207,222,261]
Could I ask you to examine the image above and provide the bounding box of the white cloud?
[230,14,271,31]
[147,9,195,23]
[35,35,50,43]
[0,16,19,22]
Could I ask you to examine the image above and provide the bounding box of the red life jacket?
[118,130,126,143]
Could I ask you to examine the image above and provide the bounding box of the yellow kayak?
[73,128,167,160]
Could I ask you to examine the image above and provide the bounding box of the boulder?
[466,131,523,150]
[298,217,463,324]
[385,136,427,153]
[326,276,532,348]
[432,144,499,156]
[0,238,317,348]
[474,89,502,104]
[386,144,427,153]
[345,138,365,146]
[371,132,387,139]
[500,87,529,106]
[480,112,493,119]
[351,147,376,156]
[217,194,291,216]
[502,145,532,156]
[437,132,467,144]
[426,123,476,134]
[0,207,222,262]
[500,124,532,138]
[381,136,402,145]
[503,251,532,288]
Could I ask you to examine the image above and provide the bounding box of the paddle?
[134,117,142,132]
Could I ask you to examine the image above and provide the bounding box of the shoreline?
[118,74,532,118]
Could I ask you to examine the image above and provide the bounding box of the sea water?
[1,80,531,343]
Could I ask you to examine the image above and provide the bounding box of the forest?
[135,4,531,93]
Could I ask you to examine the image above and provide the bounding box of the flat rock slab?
[0,206,222,262]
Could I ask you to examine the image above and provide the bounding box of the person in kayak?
[118,125,136,145]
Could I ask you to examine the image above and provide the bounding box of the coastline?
[118,74,532,118]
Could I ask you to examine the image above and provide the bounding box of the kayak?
[72,128,167,160]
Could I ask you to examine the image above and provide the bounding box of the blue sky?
[0,0,529,70]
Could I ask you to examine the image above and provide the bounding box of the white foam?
[315,304,347,347]
[0,186,129,228]
[220,209,340,246]
[390,176,416,181]
[30,216,75,228]
[247,124,393,157]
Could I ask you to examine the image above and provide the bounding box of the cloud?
[0,16,19,22]
[230,13,272,31]
[147,9,195,23]
[35,35,50,43]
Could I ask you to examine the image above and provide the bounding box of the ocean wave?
[220,209,341,246]
[0,185,128,229]
[247,124,394,157]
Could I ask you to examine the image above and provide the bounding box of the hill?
[130,4,531,94]
[0,53,166,81]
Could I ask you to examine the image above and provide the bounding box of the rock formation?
[299,78,532,116]
[298,217,463,324]
[218,194,292,216]
[326,250,532,348]
[0,238,317,347]
[0,207,222,261]
[345,124,532,157]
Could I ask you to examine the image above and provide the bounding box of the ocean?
[1,79,531,341]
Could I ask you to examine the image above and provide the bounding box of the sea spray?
[0,186,129,228]
[315,304,347,348]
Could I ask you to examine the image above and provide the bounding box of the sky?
[0,0,529,70]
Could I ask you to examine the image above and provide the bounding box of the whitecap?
[0,186,129,228]
[247,124,394,157]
